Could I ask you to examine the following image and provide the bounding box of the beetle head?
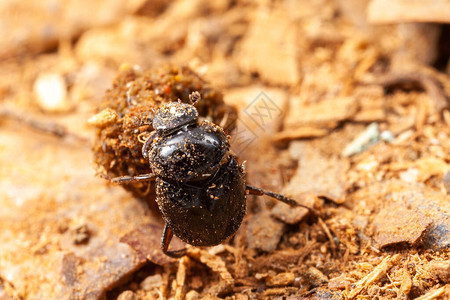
[152,102,199,137]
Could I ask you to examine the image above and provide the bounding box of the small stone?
[203,281,233,297]
[302,267,328,287]
[88,108,119,128]
[442,170,450,193]
[266,272,295,287]
[311,289,343,300]
[185,290,200,300]
[33,72,69,112]
[140,274,162,291]
[399,168,419,183]
[235,294,249,300]
[73,224,90,245]
[371,185,450,249]
[117,290,136,300]
[380,130,395,142]
[190,276,203,289]
[309,267,328,284]
[415,157,449,182]
[427,260,450,283]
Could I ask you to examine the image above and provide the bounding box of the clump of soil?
[91,65,237,203]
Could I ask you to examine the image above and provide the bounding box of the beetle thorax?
[149,120,230,182]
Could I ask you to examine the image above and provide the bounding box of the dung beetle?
[108,91,314,258]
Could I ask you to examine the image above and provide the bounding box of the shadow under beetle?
[108,91,314,258]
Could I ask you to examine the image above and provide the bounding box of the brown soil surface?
[0,0,449,299]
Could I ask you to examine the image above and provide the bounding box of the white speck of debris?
[342,122,380,157]
[33,72,69,112]
[380,130,395,142]
[399,168,419,183]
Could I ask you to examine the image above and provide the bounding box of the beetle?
[108,91,314,257]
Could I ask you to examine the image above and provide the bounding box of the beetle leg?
[161,223,187,258]
[246,184,317,214]
[109,173,156,184]
[142,131,157,159]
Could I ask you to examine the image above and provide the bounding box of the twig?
[346,254,401,299]
[187,248,234,285]
[175,256,190,300]
[361,72,449,114]
[0,108,90,145]
[318,217,337,255]
[297,241,318,264]
[414,286,446,300]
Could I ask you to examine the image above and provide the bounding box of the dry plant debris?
[0,0,449,299]
[368,0,450,24]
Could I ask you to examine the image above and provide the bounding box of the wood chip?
[120,223,177,266]
[246,211,285,252]
[373,195,432,248]
[368,0,450,24]
[0,0,147,59]
[414,286,447,300]
[426,260,450,283]
[361,181,450,250]
[346,254,401,299]
[272,127,329,143]
[237,8,299,85]
[362,72,450,113]
[287,142,349,203]
[266,272,295,287]
[88,108,119,128]
[174,256,190,300]
[285,97,357,129]
[415,157,450,182]
[187,248,234,285]
[261,287,298,297]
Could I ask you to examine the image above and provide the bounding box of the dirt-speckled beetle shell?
[109,91,314,257]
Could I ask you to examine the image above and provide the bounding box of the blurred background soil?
[0,0,449,299]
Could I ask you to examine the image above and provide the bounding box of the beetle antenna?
[151,107,156,115]
[189,91,201,106]
[145,108,156,124]
[246,184,319,216]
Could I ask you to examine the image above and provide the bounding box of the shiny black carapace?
[109,91,313,257]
